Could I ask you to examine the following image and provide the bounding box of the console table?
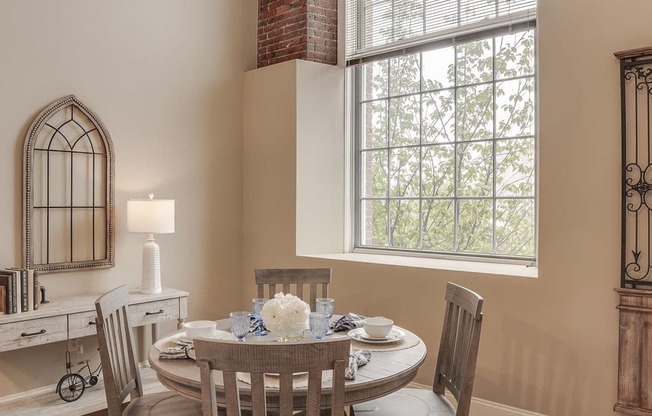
[0,288,188,352]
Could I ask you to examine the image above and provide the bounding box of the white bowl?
[363,317,394,339]
[183,320,216,339]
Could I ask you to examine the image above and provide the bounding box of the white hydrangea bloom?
[261,292,310,335]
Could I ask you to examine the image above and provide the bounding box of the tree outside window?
[355,28,536,260]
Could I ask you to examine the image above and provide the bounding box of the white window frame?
[347,2,538,265]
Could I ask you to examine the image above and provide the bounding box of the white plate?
[155,333,190,351]
[155,330,236,351]
[187,329,236,342]
[347,328,406,344]
[180,329,236,344]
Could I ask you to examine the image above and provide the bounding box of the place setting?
[329,313,420,352]
[155,320,236,360]
[347,317,407,344]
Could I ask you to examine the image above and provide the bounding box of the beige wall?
[0,0,256,396]
[0,0,647,413]
[241,1,652,415]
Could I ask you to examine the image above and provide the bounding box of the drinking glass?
[230,311,251,342]
[309,312,330,339]
[315,298,335,318]
[251,297,269,336]
[252,298,268,319]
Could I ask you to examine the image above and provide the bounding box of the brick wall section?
[258,0,337,68]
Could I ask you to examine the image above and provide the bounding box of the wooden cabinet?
[614,288,652,415]
[0,288,188,353]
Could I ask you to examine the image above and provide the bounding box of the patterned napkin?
[250,315,269,336]
[154,333,193,360]
[158,344,192,360]
[345,348,371,380]
[330,313,367,332]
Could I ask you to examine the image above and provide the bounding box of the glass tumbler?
[229,311,251,341]
[309,312,330,339]
[315,298,335,318]
[251,297,269,336]
[252,298,268,319]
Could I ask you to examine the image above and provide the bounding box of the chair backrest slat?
[306,370,322,416]
[433,282,484,416]
[250,373,266,416]
[115,310,127,390]
[279,373,294,416]
[254,268,331,310]
[296,283,304,299]
[438,302,457,387]
[330,358,346,416]
[222,370,241,416]
[194,338,350,416]
[95,285,143,416]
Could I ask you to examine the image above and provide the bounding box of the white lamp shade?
[127,199,175,234]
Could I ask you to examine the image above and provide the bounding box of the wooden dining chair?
[351,282,484,416]
[194,337,350,416]
[95,285,202,416]
[254,268,331,310]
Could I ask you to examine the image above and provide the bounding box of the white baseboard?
[470,396,547,416]
[408,383,547,416]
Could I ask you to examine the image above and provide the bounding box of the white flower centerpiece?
[260,293,310,342]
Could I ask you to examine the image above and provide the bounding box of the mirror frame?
[23,95,115,272]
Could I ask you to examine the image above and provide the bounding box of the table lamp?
[127,194,175,294]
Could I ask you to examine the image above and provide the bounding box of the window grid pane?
[355,27,536,260]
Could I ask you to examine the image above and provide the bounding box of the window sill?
[298,252,538,278]
[288,61,537,280]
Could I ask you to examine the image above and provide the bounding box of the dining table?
[147,317,427,411]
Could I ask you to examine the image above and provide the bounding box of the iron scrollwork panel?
[621,56,652,287]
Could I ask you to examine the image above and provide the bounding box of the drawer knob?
[21,329,46,337]
[88,321,96,325]
[145,309,164,316]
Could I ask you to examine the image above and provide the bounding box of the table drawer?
[69,311,98,339]
[0,315,67,352]
[130,298,179,327]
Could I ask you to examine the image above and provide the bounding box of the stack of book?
[0,269,40,315]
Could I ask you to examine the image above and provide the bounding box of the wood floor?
[0,367,166,416]
[1,374,424,416]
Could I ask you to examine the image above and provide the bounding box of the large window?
[348,0,536,261]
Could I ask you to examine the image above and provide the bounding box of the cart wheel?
[89,375,98,386]
[56,373,85,402]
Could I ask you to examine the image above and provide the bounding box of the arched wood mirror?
[23,95,115,272]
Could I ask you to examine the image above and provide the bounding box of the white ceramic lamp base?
[141,235,162,295]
